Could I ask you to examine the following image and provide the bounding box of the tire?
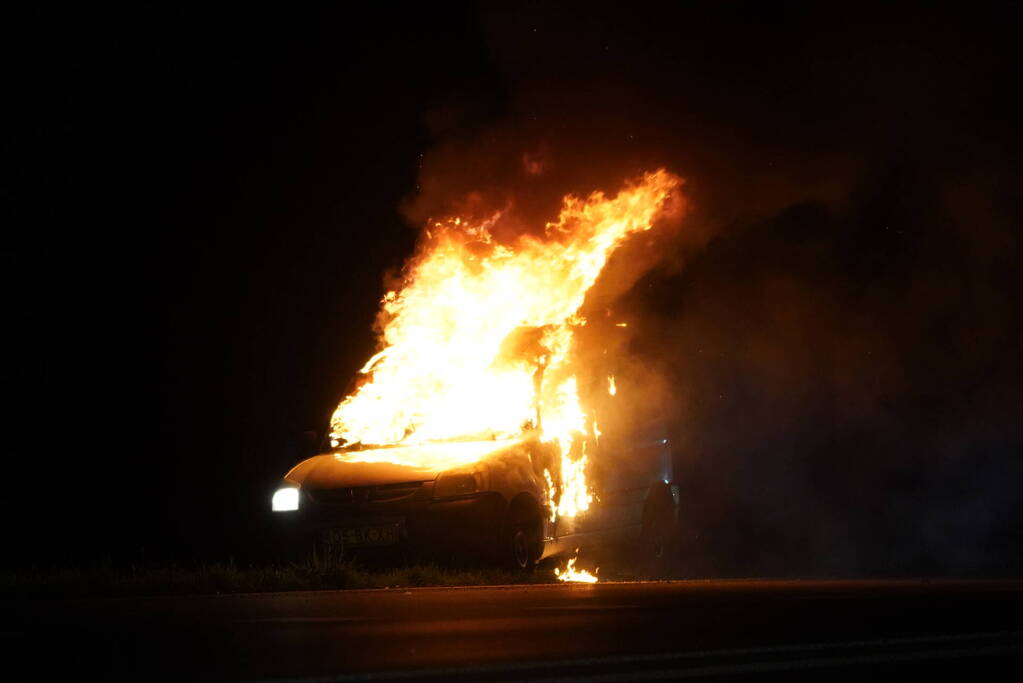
[503,494,542,571]
[506,523,535,571]
[640,484,676,567]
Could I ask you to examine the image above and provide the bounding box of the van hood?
[285,455,441,489]
[283,440,518,489]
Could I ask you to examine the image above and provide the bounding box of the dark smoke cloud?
[403,5,1023,576]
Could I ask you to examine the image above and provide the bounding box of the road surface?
[7,579,1022,680]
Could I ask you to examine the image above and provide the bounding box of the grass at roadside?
[2,544,682,599]
[1,556,562,599]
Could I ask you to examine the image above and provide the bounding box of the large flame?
[329,169,682,519]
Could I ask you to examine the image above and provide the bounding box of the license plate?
[339,523,401,548]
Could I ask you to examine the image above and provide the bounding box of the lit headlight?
[272,486,300,512]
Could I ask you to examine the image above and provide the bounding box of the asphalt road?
[7,579,1023,680]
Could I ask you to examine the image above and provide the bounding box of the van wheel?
[504,495,542,571]
[640,484,676,568]
[504,522,538,571]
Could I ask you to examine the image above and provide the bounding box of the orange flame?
[329,169,682,519]
[555,554,599,583]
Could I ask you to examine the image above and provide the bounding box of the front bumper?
[272,487,508,561]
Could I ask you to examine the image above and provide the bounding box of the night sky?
[8,4,1022,574]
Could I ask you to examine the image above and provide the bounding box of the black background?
[7,4,1022,575]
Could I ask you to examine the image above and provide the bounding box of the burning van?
[272,432,678,569]
[270,169,685,570]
